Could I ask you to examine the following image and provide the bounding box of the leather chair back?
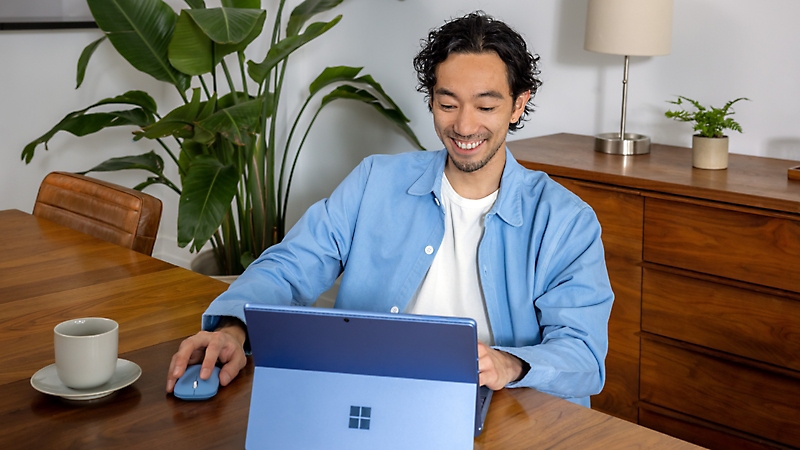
[33,172,163,256]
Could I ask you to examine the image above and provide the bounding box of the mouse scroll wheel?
[193,380,198,389]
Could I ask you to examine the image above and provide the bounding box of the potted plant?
[22,0,422,276]
[664,95,748,170]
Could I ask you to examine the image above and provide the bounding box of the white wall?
[2,0,799,267]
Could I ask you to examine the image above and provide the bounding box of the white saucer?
[30,359,141,400]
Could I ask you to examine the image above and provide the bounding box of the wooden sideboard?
[508,133,800,450]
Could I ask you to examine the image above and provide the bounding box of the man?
[167,11,613,407]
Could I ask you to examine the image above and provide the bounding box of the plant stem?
[155,138,184,178]
[262,1,286,249]
[271,59,289,217]
[271,0,286,47]
[221,60,238,104]
[282,106,324,234]
[238,52,249,98]
[159,176,182,195]
[175,85,188,103]
[198,76,212,100]
[278,95,313,208]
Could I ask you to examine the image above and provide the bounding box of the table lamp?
[584,0,673,155]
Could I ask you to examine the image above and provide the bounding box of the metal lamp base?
[594,133,651,155]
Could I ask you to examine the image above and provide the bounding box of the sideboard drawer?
[642,268,800,372]
[640,337,800,448]
[639,407,783,450]
[643,197,800,293]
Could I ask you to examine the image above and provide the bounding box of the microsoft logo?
[349,406,371,430]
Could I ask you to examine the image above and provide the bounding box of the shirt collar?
[407,148,524,228]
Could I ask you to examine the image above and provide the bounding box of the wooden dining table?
[0,209,700,449]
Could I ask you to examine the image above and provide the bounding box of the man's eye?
[439,104,455,110]
[479,107,496,112]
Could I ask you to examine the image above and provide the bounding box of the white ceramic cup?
[54,318,119,390]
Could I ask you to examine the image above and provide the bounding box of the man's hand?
[478,342,526,390]
[166,321,247,393]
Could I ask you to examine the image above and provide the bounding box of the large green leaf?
[69,90,158,114]
[178,156,240,252]
[22,90,158,163]
[97,90,160,114]
[80,150,179,194]
[222,0,260,8]
[354,74,410,122]
[133,176,176,192]
[78,150,165,176]
[197,98,264,146]
[186,8,264,44]
[309,65,362,96]
[215,10,266,60]
[76,36,107,89]
[321,85,424,149]
[60,112,139,136]
[137,88,203,140]
[286,0,343,37]
[178,139,208,178]
[168,11,213,76]
[247,16,341,84]
[184,0,206,8]
[218,91,253,108]
[87,0,190,91]
[136,116,192,140]
[169,8,266,76]
[106,109,156,128]
[22,107,155,164]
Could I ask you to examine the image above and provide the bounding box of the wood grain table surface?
[0,209,701,449]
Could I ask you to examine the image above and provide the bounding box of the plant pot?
[692,135,729,170]
[190,249,239,284]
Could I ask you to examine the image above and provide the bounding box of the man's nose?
[453,108,480,137]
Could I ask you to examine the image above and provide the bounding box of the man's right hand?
[166,321,247,393]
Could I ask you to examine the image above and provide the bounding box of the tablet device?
[243,304,491,450]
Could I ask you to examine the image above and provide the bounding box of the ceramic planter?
[190,249,239,284]
[692,135,729,170]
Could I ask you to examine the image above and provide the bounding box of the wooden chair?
[33,172,163,256]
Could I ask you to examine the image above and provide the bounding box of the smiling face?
[431,51,529,179]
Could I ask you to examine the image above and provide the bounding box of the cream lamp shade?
[585,0,673,56]
[584,0,674,155]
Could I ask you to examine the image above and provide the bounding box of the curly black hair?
[413,11,542,132]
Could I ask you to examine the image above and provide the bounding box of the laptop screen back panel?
[243,305,481,449]
[245,306,478,383]
[245,367,475,450]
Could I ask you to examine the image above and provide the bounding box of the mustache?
[446,131,489,141]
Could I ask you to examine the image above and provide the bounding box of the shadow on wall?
[764,138,800,161]
[553,0,605,134]
[553,0,594,67]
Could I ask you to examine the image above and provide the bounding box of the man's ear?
[511,90,531,123]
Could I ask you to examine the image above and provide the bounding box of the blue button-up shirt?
[203,148,613,406]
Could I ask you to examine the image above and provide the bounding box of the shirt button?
[390,306,399,313]
[434,197,440,206]
[425,245,434,255]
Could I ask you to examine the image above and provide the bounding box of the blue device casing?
[174,365,220,401]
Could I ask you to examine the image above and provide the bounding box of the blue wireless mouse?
[173,364,220,401]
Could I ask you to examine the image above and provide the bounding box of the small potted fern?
[665,96,748,170]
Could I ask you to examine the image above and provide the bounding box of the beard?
[447,138,503,173]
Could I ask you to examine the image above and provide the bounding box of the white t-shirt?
[405,173,498,344]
